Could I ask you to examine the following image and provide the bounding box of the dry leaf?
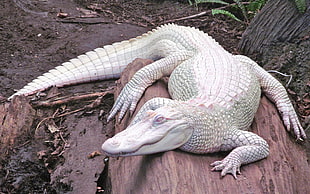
[57,12,68,18]
[46,119,59,133]
[87,151,102,159]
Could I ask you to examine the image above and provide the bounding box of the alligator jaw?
[103,150,140,158]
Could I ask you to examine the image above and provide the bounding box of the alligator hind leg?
[211,129,269,178]
[234,55,306,140]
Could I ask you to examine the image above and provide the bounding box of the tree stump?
[108,58,310,193]
[0,96,36,159]
[239,0,310,55]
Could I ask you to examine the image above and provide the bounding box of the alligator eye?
[153,114,166,126]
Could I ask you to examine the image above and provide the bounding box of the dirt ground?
[0,0,308,193]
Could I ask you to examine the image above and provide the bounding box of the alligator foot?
[210,158,241,179]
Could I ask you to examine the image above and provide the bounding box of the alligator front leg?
[211,129,269,179]
[107,51,192,121]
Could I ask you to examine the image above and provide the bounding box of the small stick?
[32,88,114,108]
[267,70,293,87]
[164,2,249,24]
[55,107,85,118]
[165,11,208,23]
[55,18,111,25]
[35,108,60,131]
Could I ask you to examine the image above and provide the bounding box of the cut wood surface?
[109,58,310,194]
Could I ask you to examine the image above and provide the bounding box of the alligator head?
[101,106,193,157]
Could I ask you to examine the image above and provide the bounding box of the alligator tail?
[8,29,161,100]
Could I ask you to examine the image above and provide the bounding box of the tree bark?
[239,0,310,55]
[108,58,310,194]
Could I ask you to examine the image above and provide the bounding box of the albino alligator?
[9,24,306,178]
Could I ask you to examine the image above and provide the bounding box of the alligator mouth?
[104,151,135,157]
[103,141,160,157]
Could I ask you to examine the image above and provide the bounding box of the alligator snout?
[103,138,120,148]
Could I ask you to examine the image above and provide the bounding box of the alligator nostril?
[109,139,120,147]
[126,138,135,144]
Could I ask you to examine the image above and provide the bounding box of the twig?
[55,107,85,118]
[5,169,9,180]
[35,108,60,131]
[55,18,112,25]
[35,89,113,131]
[164,2,249,24]
[58,132,67,144]
[55,95,105,117]
[14,140,31,148]
[165,11,208,23]
[32,88,114,107]
[267,70,293,87]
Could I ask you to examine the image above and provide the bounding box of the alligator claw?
[211,159,241,179]
[107,82,144,122]
[281,106,307,140]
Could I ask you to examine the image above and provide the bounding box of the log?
[108,58,310,193]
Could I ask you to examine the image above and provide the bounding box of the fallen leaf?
[87,151,102,159]
[57,12,68,18]
[46,119,59,133]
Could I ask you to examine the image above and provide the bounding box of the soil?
[0,0,308,193]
